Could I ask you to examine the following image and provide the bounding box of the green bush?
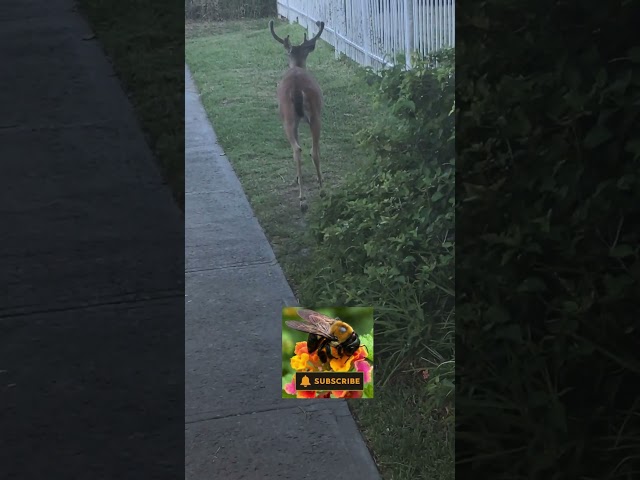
[457,1,640,478]
[298,51,455,412]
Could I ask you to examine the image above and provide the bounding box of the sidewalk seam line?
[0,291,183,320]
[185,401,344,424]
[185,259,277,274]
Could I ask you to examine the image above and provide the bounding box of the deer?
[269,19,325,212]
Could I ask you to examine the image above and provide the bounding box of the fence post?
[334,0,340,60]
[403,0,414,69]
[451,0,455,45]
[361,1,371,66]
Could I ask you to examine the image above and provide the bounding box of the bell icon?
[300,375,311,387]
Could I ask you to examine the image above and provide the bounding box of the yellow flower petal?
[290,353,310,371]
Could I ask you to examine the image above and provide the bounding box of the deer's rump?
[277,67,323,124]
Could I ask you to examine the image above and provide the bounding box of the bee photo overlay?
[281,307,374,399]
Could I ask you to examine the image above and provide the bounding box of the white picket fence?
[276,0,455,70]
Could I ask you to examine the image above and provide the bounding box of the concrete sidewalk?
[185,66,381,479]
[1,2,184,478]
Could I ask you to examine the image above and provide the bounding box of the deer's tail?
[292,90,304,119]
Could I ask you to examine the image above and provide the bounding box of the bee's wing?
[285,320,328,336]
[296,309,337,326]
[286,309,336,338]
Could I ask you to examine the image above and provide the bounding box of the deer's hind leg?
[309,117,322,195]
[283,117,307,212]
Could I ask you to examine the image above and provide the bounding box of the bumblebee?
[286,308,361,364]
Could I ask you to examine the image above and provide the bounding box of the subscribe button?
[295,372,364,391]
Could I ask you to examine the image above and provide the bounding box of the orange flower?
[351,346,369,362]
[294,341,309,355]
[329,354,356,372]
[296,390,317,399]
[307,351,322,368]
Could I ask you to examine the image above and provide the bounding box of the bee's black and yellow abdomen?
[342,332,360,355]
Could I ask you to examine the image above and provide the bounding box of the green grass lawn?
[186,19,453,480]
[77,0,184,210]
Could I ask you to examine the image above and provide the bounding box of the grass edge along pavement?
[76,0,185,210]
[186,19,454,480]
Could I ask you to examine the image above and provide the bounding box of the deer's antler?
[301,21,325,46]
[269,20,289,46]
[271,19,324,49]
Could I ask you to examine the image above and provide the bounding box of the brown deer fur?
[270,20,325,212]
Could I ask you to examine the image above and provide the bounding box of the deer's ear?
[283,36,291,50]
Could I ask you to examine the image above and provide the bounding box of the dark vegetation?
[457,1,640,477]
